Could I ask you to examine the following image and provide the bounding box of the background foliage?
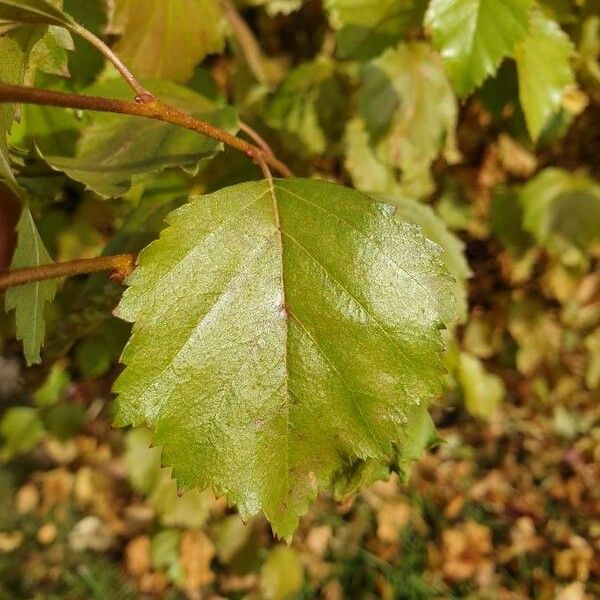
[0,0,599,598]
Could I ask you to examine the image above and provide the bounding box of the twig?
[239,121,275,158]
[70,23,152,101]
[0,254,136,291]
[221,0,270,84]
[0,82,293,177]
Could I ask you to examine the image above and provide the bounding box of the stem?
[0,254,136,291]
[71,24,153,101]
[239,121,275,158]
[221,0,270,85]
[0,82,293,177]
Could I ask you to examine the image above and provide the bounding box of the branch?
[0,82,293,178]
[0,254,136,291]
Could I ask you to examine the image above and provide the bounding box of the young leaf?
[373,195,472,322]
[357,42,458,198]
[110,0,225,82]
[5,206,59,365]
[0,0,75,28]
[45,79,238,197]
[520,168,600,250]
[515,11,575,140]
[114,178,455,537]
[325,0,427,60]
[425,0,533,96]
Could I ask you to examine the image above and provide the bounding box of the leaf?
[373,194,472,322]
[5,206,59,365]
[325,0,428,60]
[243,0,304,16]
[28,24,73,76]
[357,42,458,198]
[515,10,575,140]
[114,178,455,537]
[457,352,504,419]
[260,546,304,600]
[265,58,348,155]
[0,26,43,188]
[519,168,600,251]
[110,0,225,82]
[0,0,74,27]
[343,116,403,196]
[425,0,533,96]
[45,79,238,197]
[0,406,45,461]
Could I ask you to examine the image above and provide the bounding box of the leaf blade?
[114,178,455,536]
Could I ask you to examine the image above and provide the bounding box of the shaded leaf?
[520,168,600,250]
[515,10,575,140]
[426,0,532,96]
[0,407,45,461]
[5,206,59,365]
[114,178,455,537]
[325,0,427,60]
[111,0,225,82]
[261,546,304,599]
[0,26,43,188]
[357,42,458,198]
[46,79,238,197]
[266,58,348,155]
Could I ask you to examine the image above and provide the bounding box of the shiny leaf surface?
[114,178,455,536]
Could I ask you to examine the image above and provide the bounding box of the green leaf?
[114,178,455,537]
[260,546,304,600]
[520,168,600,250]
[425,0,533,96]
[373,195,472,323]
[0,406,45,461]
[28,24,73,76]
[457,352,504,419]
[357,42,458,198]
[243,0,304,16]
[515,10,575,140]
[325,0,428,60]
[110,0,225,82]
[5,206,59,365]
[0,0,74,27]
[266,58,348,155]
[0,26,43,188]
[46,79,238,197]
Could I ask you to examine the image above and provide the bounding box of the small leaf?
[515,10,575,140]
[28,24,74,77]
[520,168,600,250]
[325,0,428,60]
[0,0,74,28]
[373,195,472,323]
[46,79,238,197]
[0,406,45,461]
[110,0,225,82]
[5,206,59,365]
[114,178,455,537]
[426,0,533,96]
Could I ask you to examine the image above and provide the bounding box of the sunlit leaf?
[114,178,455,536]
[426,0,532,96]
